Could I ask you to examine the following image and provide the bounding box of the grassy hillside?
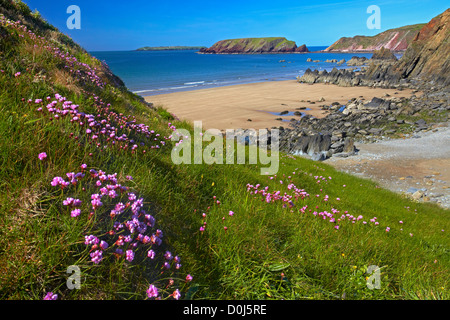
[0,0,449,300]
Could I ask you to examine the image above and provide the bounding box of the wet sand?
[145,80,417,130]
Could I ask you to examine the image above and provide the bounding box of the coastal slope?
[325,23,425,52]
[199,37,309,54]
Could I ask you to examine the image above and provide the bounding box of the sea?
[90,47,401,96]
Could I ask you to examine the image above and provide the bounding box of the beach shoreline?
[145,80,417,130]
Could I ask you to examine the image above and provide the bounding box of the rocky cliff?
[199,37,309,54]
[325,23,425,52]
[391,8,450,85]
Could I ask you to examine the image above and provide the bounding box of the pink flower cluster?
[46,46,105,88]
[43,292,58,300]
[247,173,381,230]
[50,164,192,299]
[33,93,169,153]
[0,16,104,89]
[246,182,308,207]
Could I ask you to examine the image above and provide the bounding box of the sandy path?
[324,123,450,209]
[145,80,416,130]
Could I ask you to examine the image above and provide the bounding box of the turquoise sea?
[91,47,401,96]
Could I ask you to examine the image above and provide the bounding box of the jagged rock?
[295,44,309,53]
[342,137,356,153]
[393,9,450,86]
[347,56,369,66]
[371,47,398,61]
[311,152,327,161]
[368,128,383,135]
[363,97,391,110]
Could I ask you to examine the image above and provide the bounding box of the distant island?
[325,23,426,52]
[136,46,206,51]
[199,37,309,54]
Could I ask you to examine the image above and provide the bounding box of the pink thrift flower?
[43,292,58,300]
[164,251,173,261]
[100,240,109,250]
[172,289,181,300]
[84,235,99,246]
[147,249,155,259]
[186,274,193,282]
[38,152,47,161]
[70,209,81,218]
[90,250,103,264]
[147,285,159,298]
[126,249,134,261]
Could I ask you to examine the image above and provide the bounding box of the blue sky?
[23,0,449,51]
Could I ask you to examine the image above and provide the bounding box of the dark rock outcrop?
[346,56,369,66]
[391,9,450,86]
[278,90,449,160]
[295,44,309,53]
[371,47,398,61]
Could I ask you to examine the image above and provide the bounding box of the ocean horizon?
[91,47,401,96]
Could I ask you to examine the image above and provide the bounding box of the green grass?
[0,0,449,301]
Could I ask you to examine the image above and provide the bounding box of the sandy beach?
[145,80,417,130]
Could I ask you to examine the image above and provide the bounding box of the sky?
[22,0,449,51]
